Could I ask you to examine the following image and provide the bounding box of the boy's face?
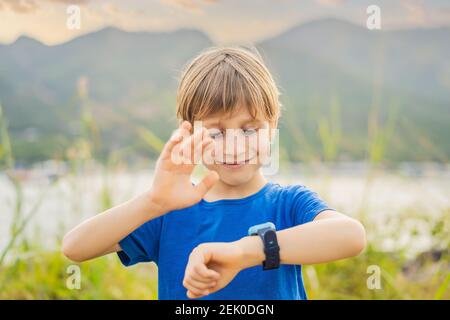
[200,106,273,186]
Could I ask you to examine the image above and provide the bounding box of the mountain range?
[1,18,449,163]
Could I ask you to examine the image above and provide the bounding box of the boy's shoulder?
[266,181,315,197]
[266,181,328,207]
[266,182,332,224]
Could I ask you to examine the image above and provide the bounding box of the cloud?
[0,0,94,14]
[49,0,92,2]
[400,0,450,27]
[0,0,217,14]
[401,0,428,26]
[161,0,216,13]
[0,0,39,13]
[1,0,449,46]
[315,0,346,6]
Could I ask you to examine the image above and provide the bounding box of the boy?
[63,46,366,300]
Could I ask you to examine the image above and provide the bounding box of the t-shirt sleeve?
[289,185,335,226]
[117,216,163,266]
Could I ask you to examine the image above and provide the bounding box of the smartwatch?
[248,222,280,271]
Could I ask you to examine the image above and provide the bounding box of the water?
[1,163,449,254]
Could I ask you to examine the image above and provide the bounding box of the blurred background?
[0,0,449,299]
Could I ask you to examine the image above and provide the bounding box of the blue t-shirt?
[117,182,333,300]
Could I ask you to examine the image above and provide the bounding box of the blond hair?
[176,46,281,126]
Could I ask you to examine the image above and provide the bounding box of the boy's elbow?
[62,234,85,263]
[348,219,366,256]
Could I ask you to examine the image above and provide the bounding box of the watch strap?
[248,222,280,271]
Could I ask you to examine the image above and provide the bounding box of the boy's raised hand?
[148,121,219,214]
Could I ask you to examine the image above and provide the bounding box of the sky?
[0,0,449,45]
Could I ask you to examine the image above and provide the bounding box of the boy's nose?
[223,141,255,163]
[211,129,258,163]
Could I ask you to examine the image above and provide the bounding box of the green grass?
[305,243,449,300]
[0,204,447,299]
[0,247,157,299]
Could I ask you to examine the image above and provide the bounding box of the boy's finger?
[195,170,219,196]
[161,122,191,161]
[187,290,206,299]
[191,128,208,165]
[171,121,192,144]
[184,283,208,297]
[193,262,221,280]
[184,277,216,291]
[194,136,213,165]
[160,133,183,160]
[180,120,192,133]
[190,269,219,283]
[202,139,216,165]
[182,277,204,293]
[179,129,203,164]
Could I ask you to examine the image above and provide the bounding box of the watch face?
[248,222,276,236]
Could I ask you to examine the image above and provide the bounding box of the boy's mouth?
[217,157,255,169]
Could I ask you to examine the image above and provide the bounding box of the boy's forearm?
[63,190,167,262]
[234,217,366,269]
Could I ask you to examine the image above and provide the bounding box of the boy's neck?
[203,172,268,202]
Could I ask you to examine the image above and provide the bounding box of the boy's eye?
[243,128,257,136]
[207,128,257,139]
[208,129,223,139]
